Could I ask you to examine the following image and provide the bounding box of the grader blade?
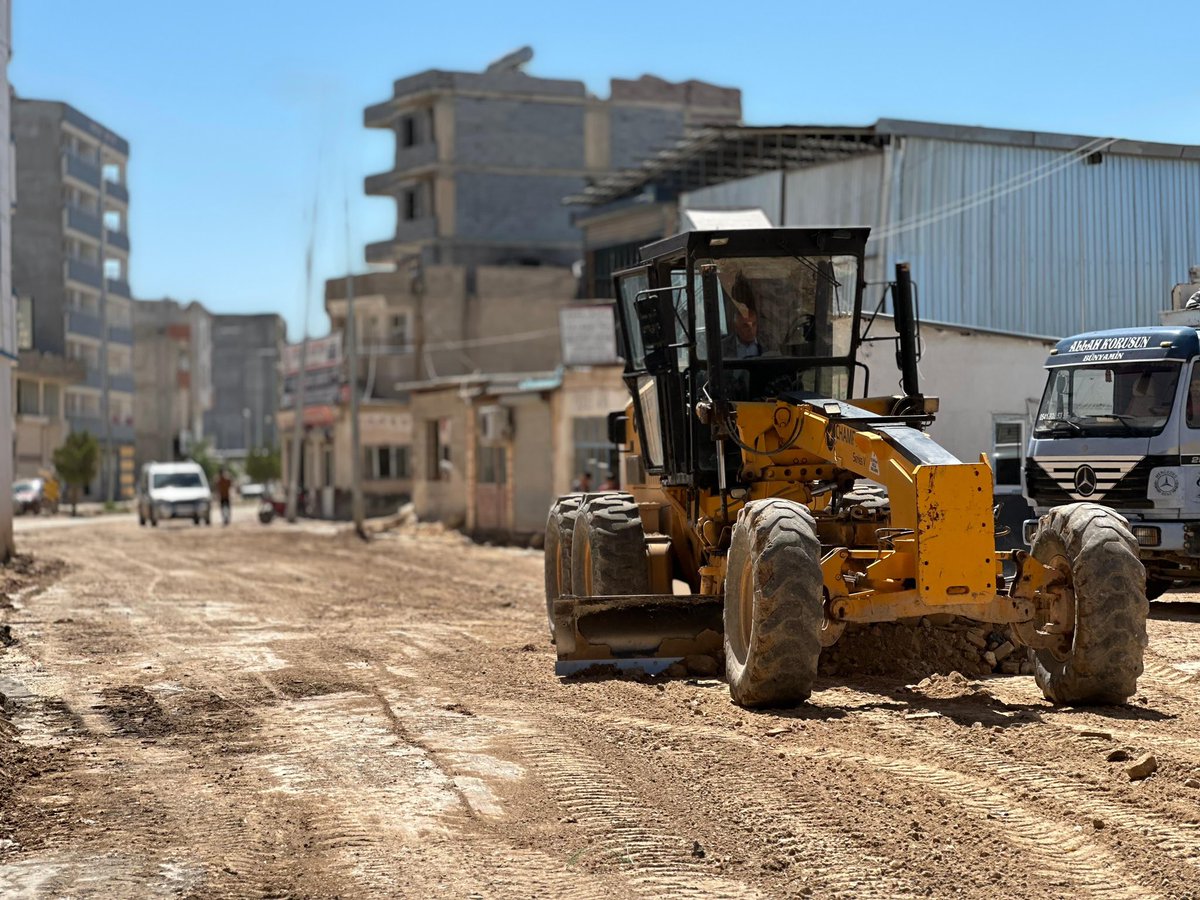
[553,594,724,676]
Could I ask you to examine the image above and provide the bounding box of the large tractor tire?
[544,494,585,640]
[1029,503,1147,705]
[724,499,824,708]
[570,493,650,597]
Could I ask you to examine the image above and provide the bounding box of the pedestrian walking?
[216,467,233,526]
[571,471,592,492]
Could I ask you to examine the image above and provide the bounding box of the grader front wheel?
[544,494,584,641]
[1027,503,1148,705]
[724,499,824,708]
[570,494,651,597]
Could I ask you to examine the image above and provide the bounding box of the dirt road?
[1,517,1199,898]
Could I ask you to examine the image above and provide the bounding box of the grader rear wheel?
[1028,502,1147,705]
[570,493,650,597]
[544,494,584,641]
[724,499,823,708]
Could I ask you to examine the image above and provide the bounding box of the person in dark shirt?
[216,468,233,526]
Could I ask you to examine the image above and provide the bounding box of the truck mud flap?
[553,593,725,676]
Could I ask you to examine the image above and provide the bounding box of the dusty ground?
[1,515,1199,899]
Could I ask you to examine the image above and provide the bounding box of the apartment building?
[12,99,134,499]
[132,298,213,467]
[362,47,740,269]
[203,313,285,458]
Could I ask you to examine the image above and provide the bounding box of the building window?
[426,419,451,480]
[365,446,411,480]
[16,380,39,416]
[992,418,1025,493]
[400,115,418,148]
[572,416,614,484]
[402,187,420,221]
[17,296,32,350]
[390,313,411,348]
[44,385,61,417]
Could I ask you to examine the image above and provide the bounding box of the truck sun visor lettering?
[1067,335,1153,352]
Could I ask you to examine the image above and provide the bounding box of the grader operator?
[545,227,1148,708]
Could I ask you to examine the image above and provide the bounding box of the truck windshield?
[1035,363,1181,437]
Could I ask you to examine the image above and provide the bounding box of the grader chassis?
[546,228,1148,707]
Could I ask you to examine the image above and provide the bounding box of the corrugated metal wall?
[683,136,1200,338]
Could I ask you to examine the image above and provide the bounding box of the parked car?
[137,462,212,526]
[12,478,44,515]
[238,481,266,500]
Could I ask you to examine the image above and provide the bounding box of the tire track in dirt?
[581,708,1155,899]
[855,709,1200,884]
[516,731,762,899]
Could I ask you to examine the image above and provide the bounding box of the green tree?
[52,431,100,517]
[187,439,220,484]
[244,446,281,484]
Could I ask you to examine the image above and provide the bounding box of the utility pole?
[286,193,318,523]
[344,196,365,539]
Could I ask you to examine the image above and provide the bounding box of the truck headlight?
[1131,525,1161,547]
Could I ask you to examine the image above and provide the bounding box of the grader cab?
[545,227,1148,708]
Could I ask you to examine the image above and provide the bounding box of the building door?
[474,441,508,530]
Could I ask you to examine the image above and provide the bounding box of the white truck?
[1024,271,1200,598]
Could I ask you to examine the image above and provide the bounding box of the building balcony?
[66,205,102,239]
[107,278,131,298]
[105,180,129,204]
[106,229,130,252]
[108,324,133,345]
[66,307,104,340]
[64,150,101,187]
[67,414,103,438]
[364,144,437,195]
[66,257,103,290]
[68,414,135,444]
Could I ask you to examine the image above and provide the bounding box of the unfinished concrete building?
[362,47,740,269]
[132,298,213,468]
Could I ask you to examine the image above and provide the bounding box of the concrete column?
[0,1,14,560]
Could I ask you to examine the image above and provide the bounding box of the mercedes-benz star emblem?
[1074,465,1097,497]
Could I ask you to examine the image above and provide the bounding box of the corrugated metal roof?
[572,119,1200,210]
[681,135,1200,339]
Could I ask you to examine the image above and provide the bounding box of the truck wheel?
[1145,577,1174,601]
[544,494,584,641]
[570,493,650,597]
[724,499,823,708]
[1029,503,1147,705]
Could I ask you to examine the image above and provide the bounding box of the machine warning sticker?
[870,453,881,476]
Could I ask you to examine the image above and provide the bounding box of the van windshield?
[153,472,204,489]
[1035,363,1180,437]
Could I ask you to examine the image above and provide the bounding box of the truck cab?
[1024,325,1200,595]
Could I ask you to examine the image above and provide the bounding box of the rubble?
[819,618,1033,678]
[1126,754,1158,781]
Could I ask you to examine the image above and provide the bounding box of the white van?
[137,461,212,526]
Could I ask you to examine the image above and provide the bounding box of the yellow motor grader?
[545,227,1148,708]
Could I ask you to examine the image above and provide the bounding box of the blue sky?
[11,1,1198,339]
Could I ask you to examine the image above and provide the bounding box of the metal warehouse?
[574,119,1200,340]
